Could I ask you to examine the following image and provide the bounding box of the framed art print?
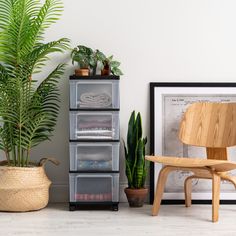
[150,83,236,203]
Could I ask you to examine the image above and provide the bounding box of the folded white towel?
[78,93,112,108]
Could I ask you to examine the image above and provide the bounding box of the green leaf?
[95,50,106,61]
[124,111,147,188]
[133,139,144,188]
[111,67,123,76]
[135,112,142,140]
[0,0,68,166]
[110,60,120,67]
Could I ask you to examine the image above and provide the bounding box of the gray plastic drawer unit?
[69,111,119,140]
[69,75,120,211]
[70,80,120,109]
[69,173,119,202]
[69,142,119,171]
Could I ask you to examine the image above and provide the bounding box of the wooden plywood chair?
[146,102,236,222]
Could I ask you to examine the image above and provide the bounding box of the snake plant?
[0,0,70,167]
[124,111,147,189]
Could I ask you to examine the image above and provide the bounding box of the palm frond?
[0,0,64,68]
[25,64,65,147]
[0,0,13,30]
[25,38,70,74]
[0,0,68,166]
[28,0,63,47]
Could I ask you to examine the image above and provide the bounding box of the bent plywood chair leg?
[152,166,173,216]
[212,172,221,222]
[184,175,195,207]
[219,173,236,189]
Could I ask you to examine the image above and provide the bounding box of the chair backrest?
[179,102,236,160]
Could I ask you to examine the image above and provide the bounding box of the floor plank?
[1,203,236,236]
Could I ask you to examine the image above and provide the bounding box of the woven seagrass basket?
[0,158,59,212]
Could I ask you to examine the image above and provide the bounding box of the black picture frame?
[150,82,236,204]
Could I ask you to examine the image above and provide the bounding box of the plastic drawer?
[70,142,119,171]
[70,80,119,109]
[69,111,119,140]
[69,173,119,202]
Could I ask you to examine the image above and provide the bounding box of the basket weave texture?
[0,165,51,212]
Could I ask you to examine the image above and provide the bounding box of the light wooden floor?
[1,203,236,236]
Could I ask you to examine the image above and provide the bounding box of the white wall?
[31,0,236,202]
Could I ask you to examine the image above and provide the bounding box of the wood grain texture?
[212,173,221,222]
[145,156,236,172]
[147,102,236,222]
[206,147,228,160]
[218,172,236,188]
[152,166,173,216]
[179,103,236,148]
[3,203,236,235]
[184,175,194,207]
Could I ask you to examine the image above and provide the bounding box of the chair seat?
[145,156,236,172]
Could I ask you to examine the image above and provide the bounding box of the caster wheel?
[112,204,119,211]
[69,205,76,211]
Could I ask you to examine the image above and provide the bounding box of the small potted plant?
[101,55,123,76]
[90,49,106,75]
[72,45,93,76]
[124,111,148,207]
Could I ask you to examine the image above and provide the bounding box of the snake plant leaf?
[143,137,147,156]
[133,139,144,188]
[127,111,136,165]
[127,110,135,149]
[142,161,147,187]
[125,159,133,188]
[124,139,133,188]
[135,112,142,141]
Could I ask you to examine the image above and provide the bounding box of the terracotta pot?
[75,68,90,76]
[101,68,110,76]
[101,61,111,76]
[0,158,59,212]
[124,188,148,207]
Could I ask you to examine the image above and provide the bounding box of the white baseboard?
[49,182,150,203]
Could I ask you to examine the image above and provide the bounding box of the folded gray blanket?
[78,92,112,108]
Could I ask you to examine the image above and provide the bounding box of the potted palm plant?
[0,0,69,211]
[124,111,148,207]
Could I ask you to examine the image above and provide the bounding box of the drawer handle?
[76,175,112,178]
